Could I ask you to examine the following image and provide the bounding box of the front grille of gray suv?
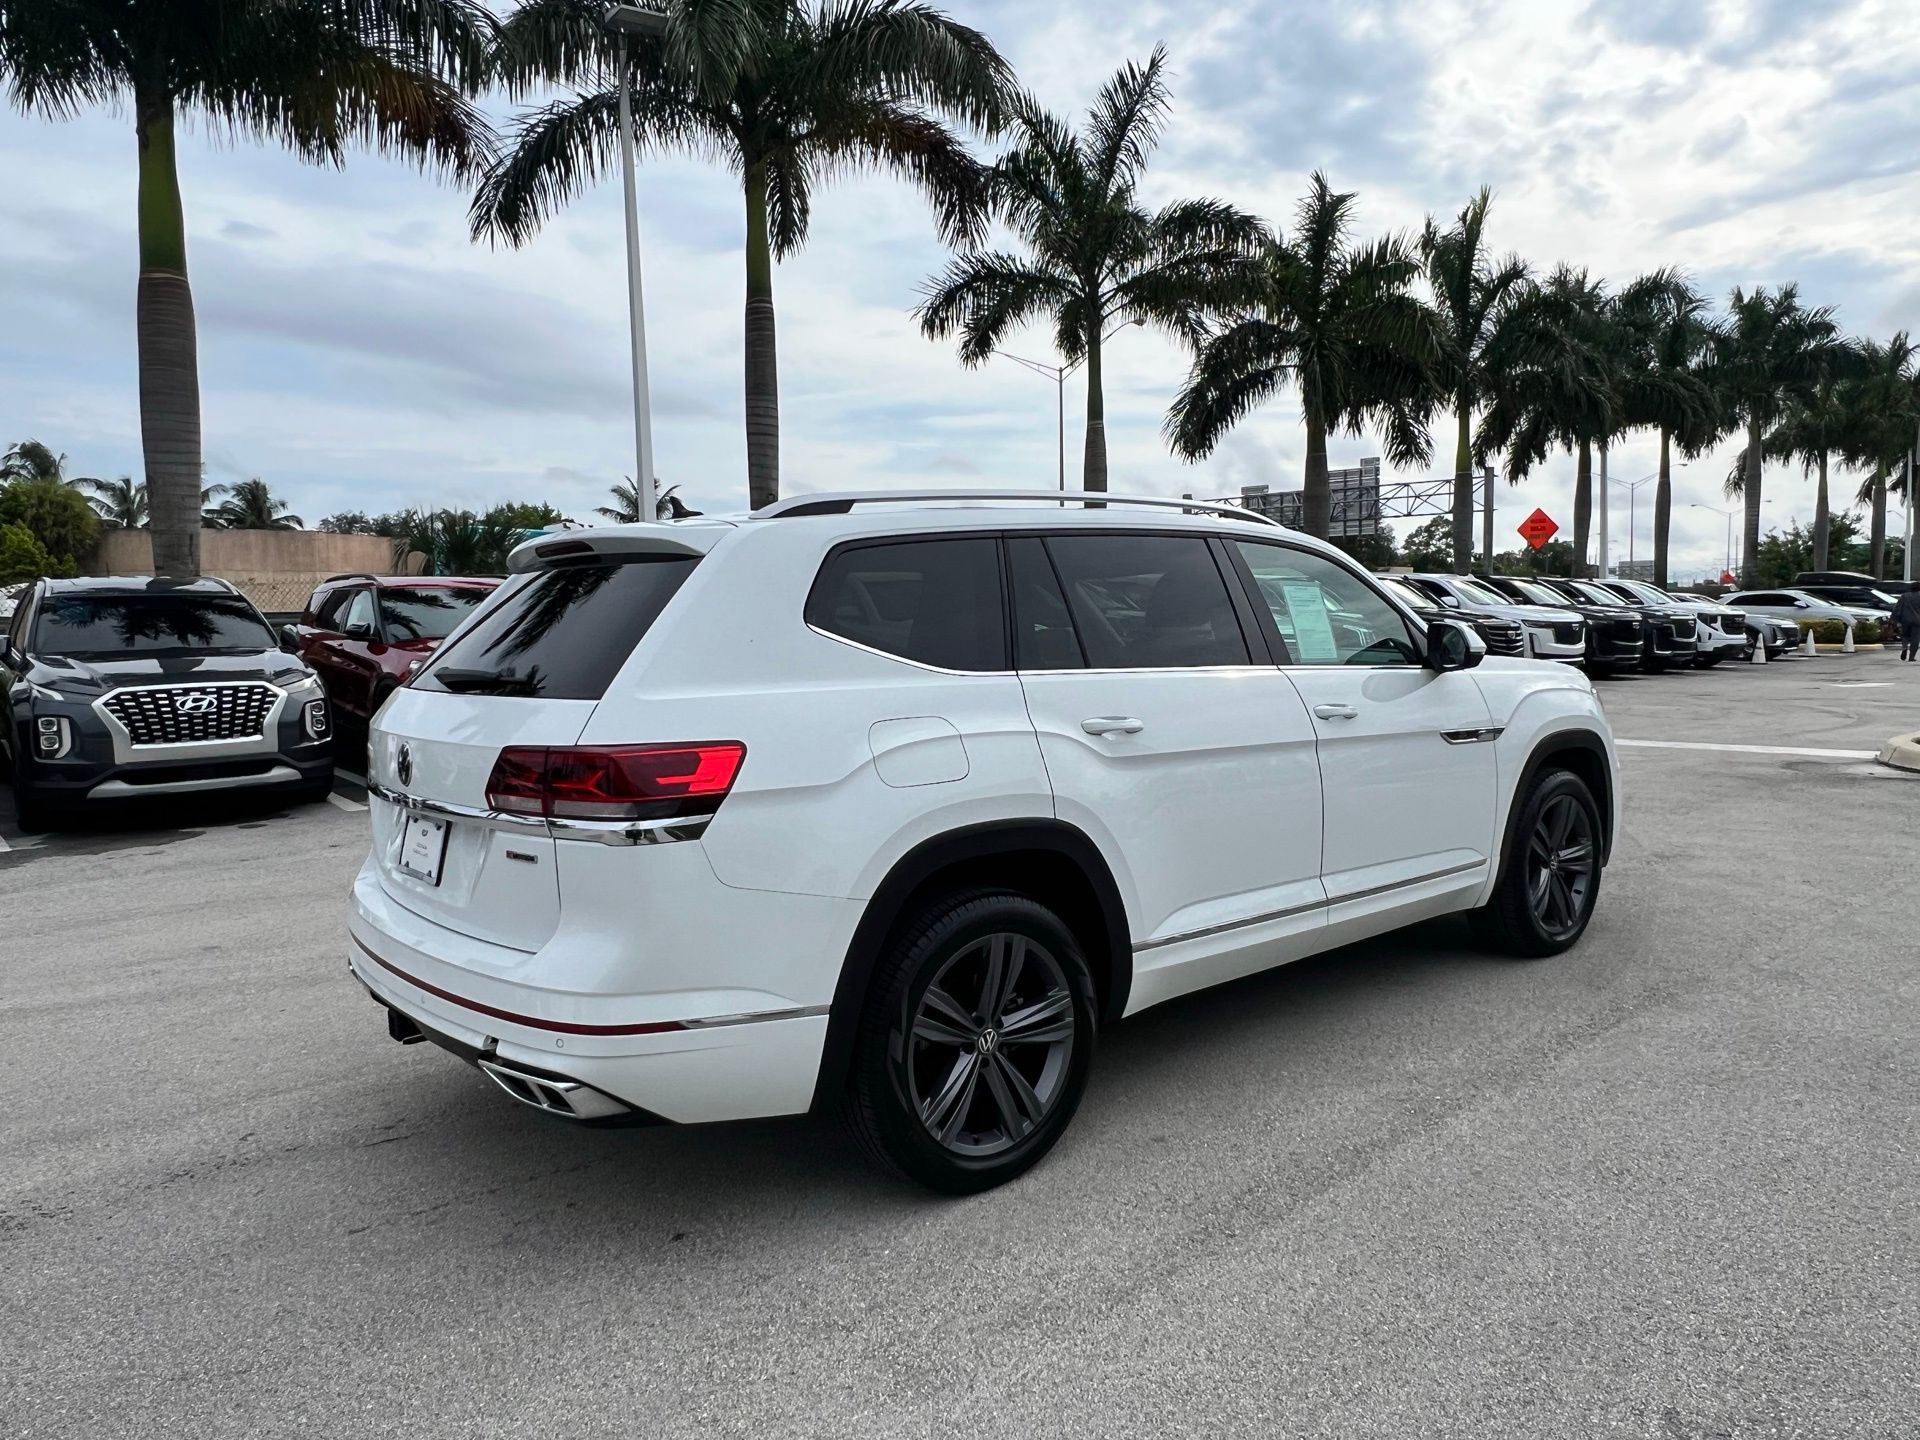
[102,683,277,745]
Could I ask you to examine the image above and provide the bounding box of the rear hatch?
[367,534,713,952]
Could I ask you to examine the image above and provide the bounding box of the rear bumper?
[346,857,847,1124]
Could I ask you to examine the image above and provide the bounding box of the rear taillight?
[485,743,746,822]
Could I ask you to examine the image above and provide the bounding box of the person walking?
[1893,586,1920,662]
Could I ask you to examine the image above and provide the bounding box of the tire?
[844,890,1098,1194]
[285,774,337,808]
[1472,769,1603,959]
[1695,652,1721,669]
[10,772,60,834]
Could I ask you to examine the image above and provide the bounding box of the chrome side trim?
[680,1004,832,1029]
[1324,859,1486,907]
[1441,726,1505,745]
[1134,898,1326,953]
[366,779,710,847]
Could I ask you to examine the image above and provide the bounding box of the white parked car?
[1600,581,1748,667]
[1723,588,1879,629]
[347,491,1621,1192]
[1398,573,1588,663]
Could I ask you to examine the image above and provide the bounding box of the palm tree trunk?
[1869,460,1888,579]
[1812,451,1831,572]
[136,89,202,579]
[1082,326,1108,493]
[1741,415,1763,586]
[1572,439,1592,577]
[1302,404,1331,539]
[1653,427,1672,590]
[743,162,780,510]
[1450,400,1473,572]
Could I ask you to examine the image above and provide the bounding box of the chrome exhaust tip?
[477,1057,630,1121]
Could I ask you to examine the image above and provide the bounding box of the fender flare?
[809,818,1132,1113]
[1493,728,1616,887]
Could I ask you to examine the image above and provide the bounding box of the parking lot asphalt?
[5,650,1916,1439]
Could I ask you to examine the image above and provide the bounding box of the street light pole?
[605,5,670,522]
[1609,470,1662,571]
[995,318,1144,492]
[1691,502,1734,581]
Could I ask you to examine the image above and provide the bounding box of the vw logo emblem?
[977,1028,999,1056]
[395,742,414,789]
[173,693,217,714]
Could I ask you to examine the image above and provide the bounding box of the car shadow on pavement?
[0,785,336,854]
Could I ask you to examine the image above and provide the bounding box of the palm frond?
[915,251,1071,365]
[1084,44,1168,195]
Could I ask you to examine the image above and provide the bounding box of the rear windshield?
[378,584,495,642]
[34,594,276,658]
[415,556,696,699]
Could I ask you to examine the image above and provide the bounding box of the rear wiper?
[432,666,543,695]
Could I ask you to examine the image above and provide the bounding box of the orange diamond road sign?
[1518,508,1559,550]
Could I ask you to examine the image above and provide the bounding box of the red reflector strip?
[352,936,686,1036]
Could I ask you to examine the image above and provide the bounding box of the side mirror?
[344,621,375,641]
[278,625,300,654]
[1426,618,1485,672]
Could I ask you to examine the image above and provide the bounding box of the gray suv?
[1,577,333,831]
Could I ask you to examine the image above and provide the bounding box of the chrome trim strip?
[1134,898,1326,953]
[1441,726,1505,745]
[365,779,710,847]
[680,1004,832,1029]
[1324,859,1486,907]
[88,764,303,798]
[756,488,1284,527]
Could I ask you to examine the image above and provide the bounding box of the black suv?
[1531,577,1699,671]
[1,577,333,830]
[1473,573,1646,674]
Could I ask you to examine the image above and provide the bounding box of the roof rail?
[318,572,383,587]
[753,489,1284,527]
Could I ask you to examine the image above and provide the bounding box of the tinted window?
[418,556,698,700]
[1452,577,1513,607]
[1509,579,1566,606]
[1233,542,1418,666]
[1007,537,1085,669]
[807,538,1006,672]
[343,589,377,632]
[33,594,276,658]
[379,584,494,642]
[311,587,356,629]
[1403,578,1460,607]
[1043,534,1251,669]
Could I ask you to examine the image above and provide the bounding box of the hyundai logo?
[173,693,218,714]
[396,742,414,789]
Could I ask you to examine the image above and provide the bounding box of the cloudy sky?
[3,0,1917,579]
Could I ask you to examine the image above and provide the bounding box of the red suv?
[283,574,499,733]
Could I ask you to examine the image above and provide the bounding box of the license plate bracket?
[397,814,450,886]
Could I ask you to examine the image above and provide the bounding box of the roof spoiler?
[506,524,727,574]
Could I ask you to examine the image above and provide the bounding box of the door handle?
[1312,703,1359,721]
[1081,716,1145,736]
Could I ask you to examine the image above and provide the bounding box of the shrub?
[0,522,69,584]
[0,476,100,567]
[1807,619,1861,644]
[1855,617,1883,644]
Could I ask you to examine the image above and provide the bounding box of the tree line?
[3,3,1914,587]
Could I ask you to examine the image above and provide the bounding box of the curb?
[1878,732,1920,774]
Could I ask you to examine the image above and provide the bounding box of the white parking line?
[335,768,370,788]
[327,793,368,813]
[1618,738,1879,761]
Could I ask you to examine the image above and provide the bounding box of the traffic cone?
[1751,633,1768,663]
[1801,626,1818,658]
[1843,623,1856,654]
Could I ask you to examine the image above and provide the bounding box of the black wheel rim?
[904,932,1075,1158]
[1527,795,1596,941]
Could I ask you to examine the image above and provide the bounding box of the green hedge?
[1806,618,1883,644]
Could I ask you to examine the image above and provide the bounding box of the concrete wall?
[87,530,409,615]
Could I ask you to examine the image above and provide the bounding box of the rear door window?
[806,538,1007,671]
[417,556,698,699]
[1044,534,1251,668]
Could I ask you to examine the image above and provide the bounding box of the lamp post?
[603,4,671,523]
[1691,502,1735,581]
[1608,470,1658,572]
[996,318,1144,490]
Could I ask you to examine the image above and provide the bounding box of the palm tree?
[1835,333,1917,579]
[917,48,1266,493]
[1708,285,1844,585]
[1418,189,1531,571]
[1167,173,1438,537]
[1477,266,1616,576]
[595,477,644,523]
[0,2,494,578]
[1758,365,1854,574]
[208,478,303,530]
[1,439,73,486]
[477,0,1011,511]
[1607,269,1719,588]
[80,475,149,529]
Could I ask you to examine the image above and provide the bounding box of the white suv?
[347,492,1620,1192]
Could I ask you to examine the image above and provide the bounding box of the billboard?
[1238,458,1382,536]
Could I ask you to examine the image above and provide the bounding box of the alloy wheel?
[904,932,1076,1158]
[1527,794,1596,941]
